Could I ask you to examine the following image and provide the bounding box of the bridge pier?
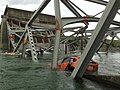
[1,15,9,51]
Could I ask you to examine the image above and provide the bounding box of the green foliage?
[111,40,120,47]
[99,39,120,52]
[103,39,120,48]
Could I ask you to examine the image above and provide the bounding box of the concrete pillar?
[1,15,9,51]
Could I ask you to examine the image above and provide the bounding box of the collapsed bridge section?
[1,0,120,79]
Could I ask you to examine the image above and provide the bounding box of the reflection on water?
[0,52,120,90]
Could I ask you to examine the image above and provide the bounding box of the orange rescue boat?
[57,56,98,74]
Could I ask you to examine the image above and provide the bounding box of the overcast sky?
[0,0,119,26]
[0,0,106,21]
[0,0,40,19]
[0,0,106,29]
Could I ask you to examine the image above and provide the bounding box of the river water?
[0,52,120,90]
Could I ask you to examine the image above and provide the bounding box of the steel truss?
[1,0,120,78]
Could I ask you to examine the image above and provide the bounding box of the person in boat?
[62,56,71,63]
[58,56,98,74]
[62,56,77,71]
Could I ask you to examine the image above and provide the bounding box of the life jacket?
[58,62,69,71]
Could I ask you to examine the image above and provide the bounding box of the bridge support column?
[1,15,9,51]
[71,0,120,78]
[52,0,62,69]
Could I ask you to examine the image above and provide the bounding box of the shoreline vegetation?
[99,40,120,52]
